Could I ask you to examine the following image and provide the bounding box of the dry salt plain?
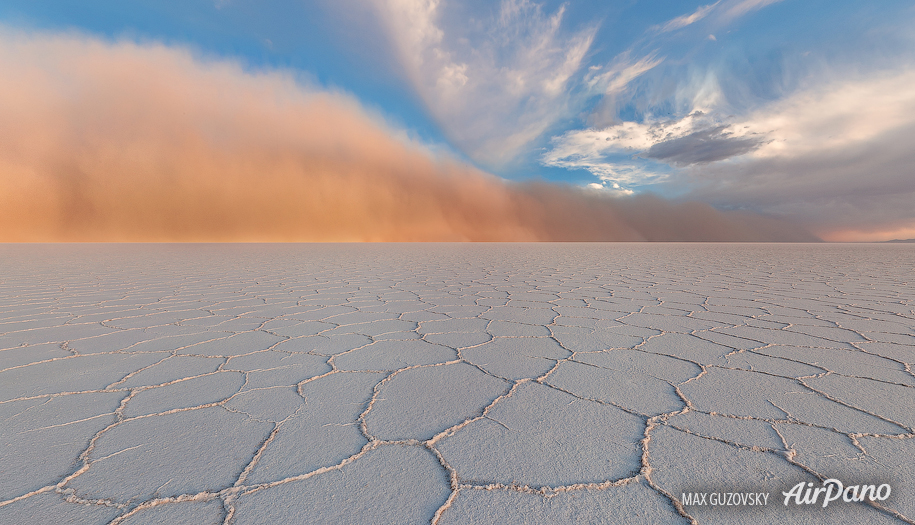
[1,243,913,525]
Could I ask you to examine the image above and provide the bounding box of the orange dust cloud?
[0,31,818,242]
[820,224,915,243]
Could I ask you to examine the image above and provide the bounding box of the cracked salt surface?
[0,243,913,524]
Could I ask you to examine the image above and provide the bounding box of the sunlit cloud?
[364,0,597,167]
[0,30,816,242]
[719,0,785,22]
[585,53,665,97]
[654,2,720,33]
[682,68,915,239]
[545,62,915,240]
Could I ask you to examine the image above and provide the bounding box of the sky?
[1,0,913,241]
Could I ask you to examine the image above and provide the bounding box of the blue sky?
[2,0,915,240]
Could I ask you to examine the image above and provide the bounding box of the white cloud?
[545,66,915,235]
[655,2,720,33]
[366,0,597,167]
[719,0,784,22]
[542,123,675,186]
[736,70,915,159]
[684,69,915,235]
[585,52,664,97]
[585,181,634,195]
[542,74,730,186]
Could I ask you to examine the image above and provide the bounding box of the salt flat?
[0,243,913,524]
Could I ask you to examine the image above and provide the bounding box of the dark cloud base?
[644,126,764,166]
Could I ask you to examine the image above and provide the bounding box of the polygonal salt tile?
[552,306,611,320]
[400,310,450,323]
[439,481,686,525]
[482,306,556,325]
[804,374,915,429]
[487,320,551,337]
[836,318,914,334]
[417,318,490,334]
[680,368,907,434]
[690,310,750,326]
[260,320,334,338]
[0,352,166,401]
[273,333,372,355]
[64,329,152,354]
[854,342,915,365]
[461,337,569,380]
[122,332,228,353]
[0,343,70,369]
[245,372,385,484]
[1,392,123,500]
[365,362,509,441]
[0,323,118,348]
[69,407,272,504]
[223,387,304,422]
[332,339,457,371]
[0,492,120,525]
[0,314,76,332]
[638,333,734,364]
[177,331,283,357]
[861,332,915,345]
[234,445,450,524]
[546,360,683,415]
[552,316,626,330]
[423,331,492,348]
[285,305,357,322]
[721,350,825,378]
[226,350,330,389]
[716,326,855,349]
[104,312,191,329]
[550,326,645,352]
[116,355,224,388]
[322,311,394,325]
[439,381,643,486]
[124,371,245,417]
[574,349,702,384]
[774,423,864,475]
[430,305,489,318]
[619,313,721,333]
[372,330,423,341]
[694,331,767,350]
[785,325,869,343]
[666,411,785,450]
[857,435,915,519]
[325,319,418,337]
[118,500,225,525]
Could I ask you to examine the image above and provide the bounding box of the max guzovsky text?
[681,492,770,506]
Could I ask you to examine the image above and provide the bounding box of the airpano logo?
[782,479,892,507]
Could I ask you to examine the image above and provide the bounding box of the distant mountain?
[883,239,915,243]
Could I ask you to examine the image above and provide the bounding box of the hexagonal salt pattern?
[0,243,913,524]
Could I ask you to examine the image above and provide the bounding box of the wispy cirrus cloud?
[355,0,788,171]
[364,0,597,167]
[585,53,665,97]
[654,2,720,33]
[719,0,784,22]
